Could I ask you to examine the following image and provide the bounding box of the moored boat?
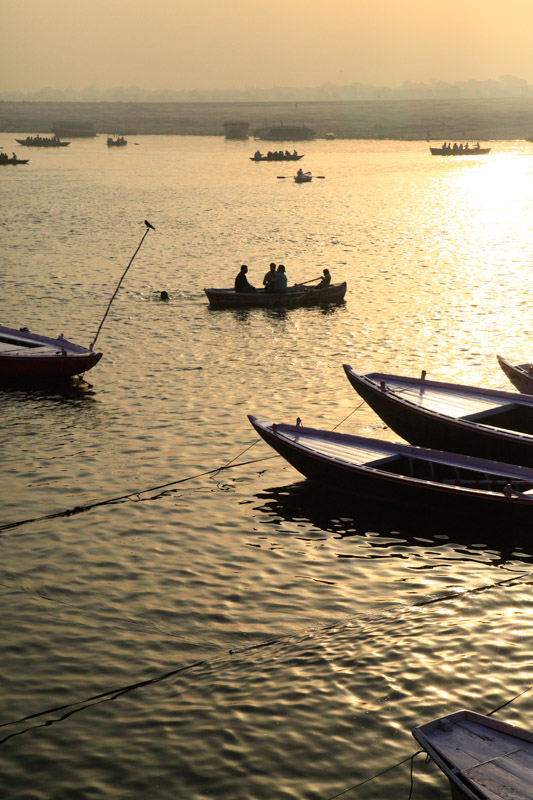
[0,325,102,382]
[248,417,533,524]
[412,710,533,800]
[497,354,533,395]
[15,136,70,147]
[343,365,533,467]
[204,282,347,309]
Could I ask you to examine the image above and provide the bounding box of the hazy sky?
[2,0,532,92]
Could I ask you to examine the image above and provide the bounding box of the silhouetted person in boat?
[273,264,287,292]
[263,262,277,290]
[235,264,256,293]
[160,291,169,301]
[297,168,303,178]
[316,268,331,288]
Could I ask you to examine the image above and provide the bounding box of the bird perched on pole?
[144,220,155,230]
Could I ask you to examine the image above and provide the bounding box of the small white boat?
[412,709,533,800]
[497,355,533,395]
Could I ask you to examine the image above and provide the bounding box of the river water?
[2,135,533,799]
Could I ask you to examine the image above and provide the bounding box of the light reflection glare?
[452,154,533,235]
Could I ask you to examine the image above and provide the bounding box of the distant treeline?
[3,75,533,103]
[2,98,533,140]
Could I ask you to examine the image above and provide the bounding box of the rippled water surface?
[2,135,533,798]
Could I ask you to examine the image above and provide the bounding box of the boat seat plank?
[463,403,518,422]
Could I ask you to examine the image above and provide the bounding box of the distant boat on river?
[430,143,491,156]
[0,155,29,165]
[250,152,304,161]
[294,170,312,183]
[15,136,70,147]
[107,136,127,147]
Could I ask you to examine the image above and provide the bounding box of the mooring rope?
[0,453,279,534]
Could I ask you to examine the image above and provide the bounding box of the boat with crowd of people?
[15,135,70,147]
[430,142,491,156]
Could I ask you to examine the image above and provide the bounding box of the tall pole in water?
[90,221,155,351]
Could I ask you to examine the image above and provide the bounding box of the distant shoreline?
[1,98,533,140]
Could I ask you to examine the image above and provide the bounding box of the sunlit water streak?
[1,136,533,798]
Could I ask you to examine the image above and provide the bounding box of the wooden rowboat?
[430,146,491,156]
[0,157,29,165]
[248,416,533,524]
[250,154,304,161]
[497,354,533,395]
[294,171,312,183]
[343,365,533,467]
[412,710,533,800]
[0,324,102,382]
[15,137,70,147]
[204,282,346,309]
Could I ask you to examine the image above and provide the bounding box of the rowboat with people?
[107,136,127,147]
[343,365,533,467]
[0,155,29,165]
[294,170,312,183]
[248,416,533,524]
[430,142,491,156]
[204,281,346,309]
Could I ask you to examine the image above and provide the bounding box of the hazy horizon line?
[3,74,533,103]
